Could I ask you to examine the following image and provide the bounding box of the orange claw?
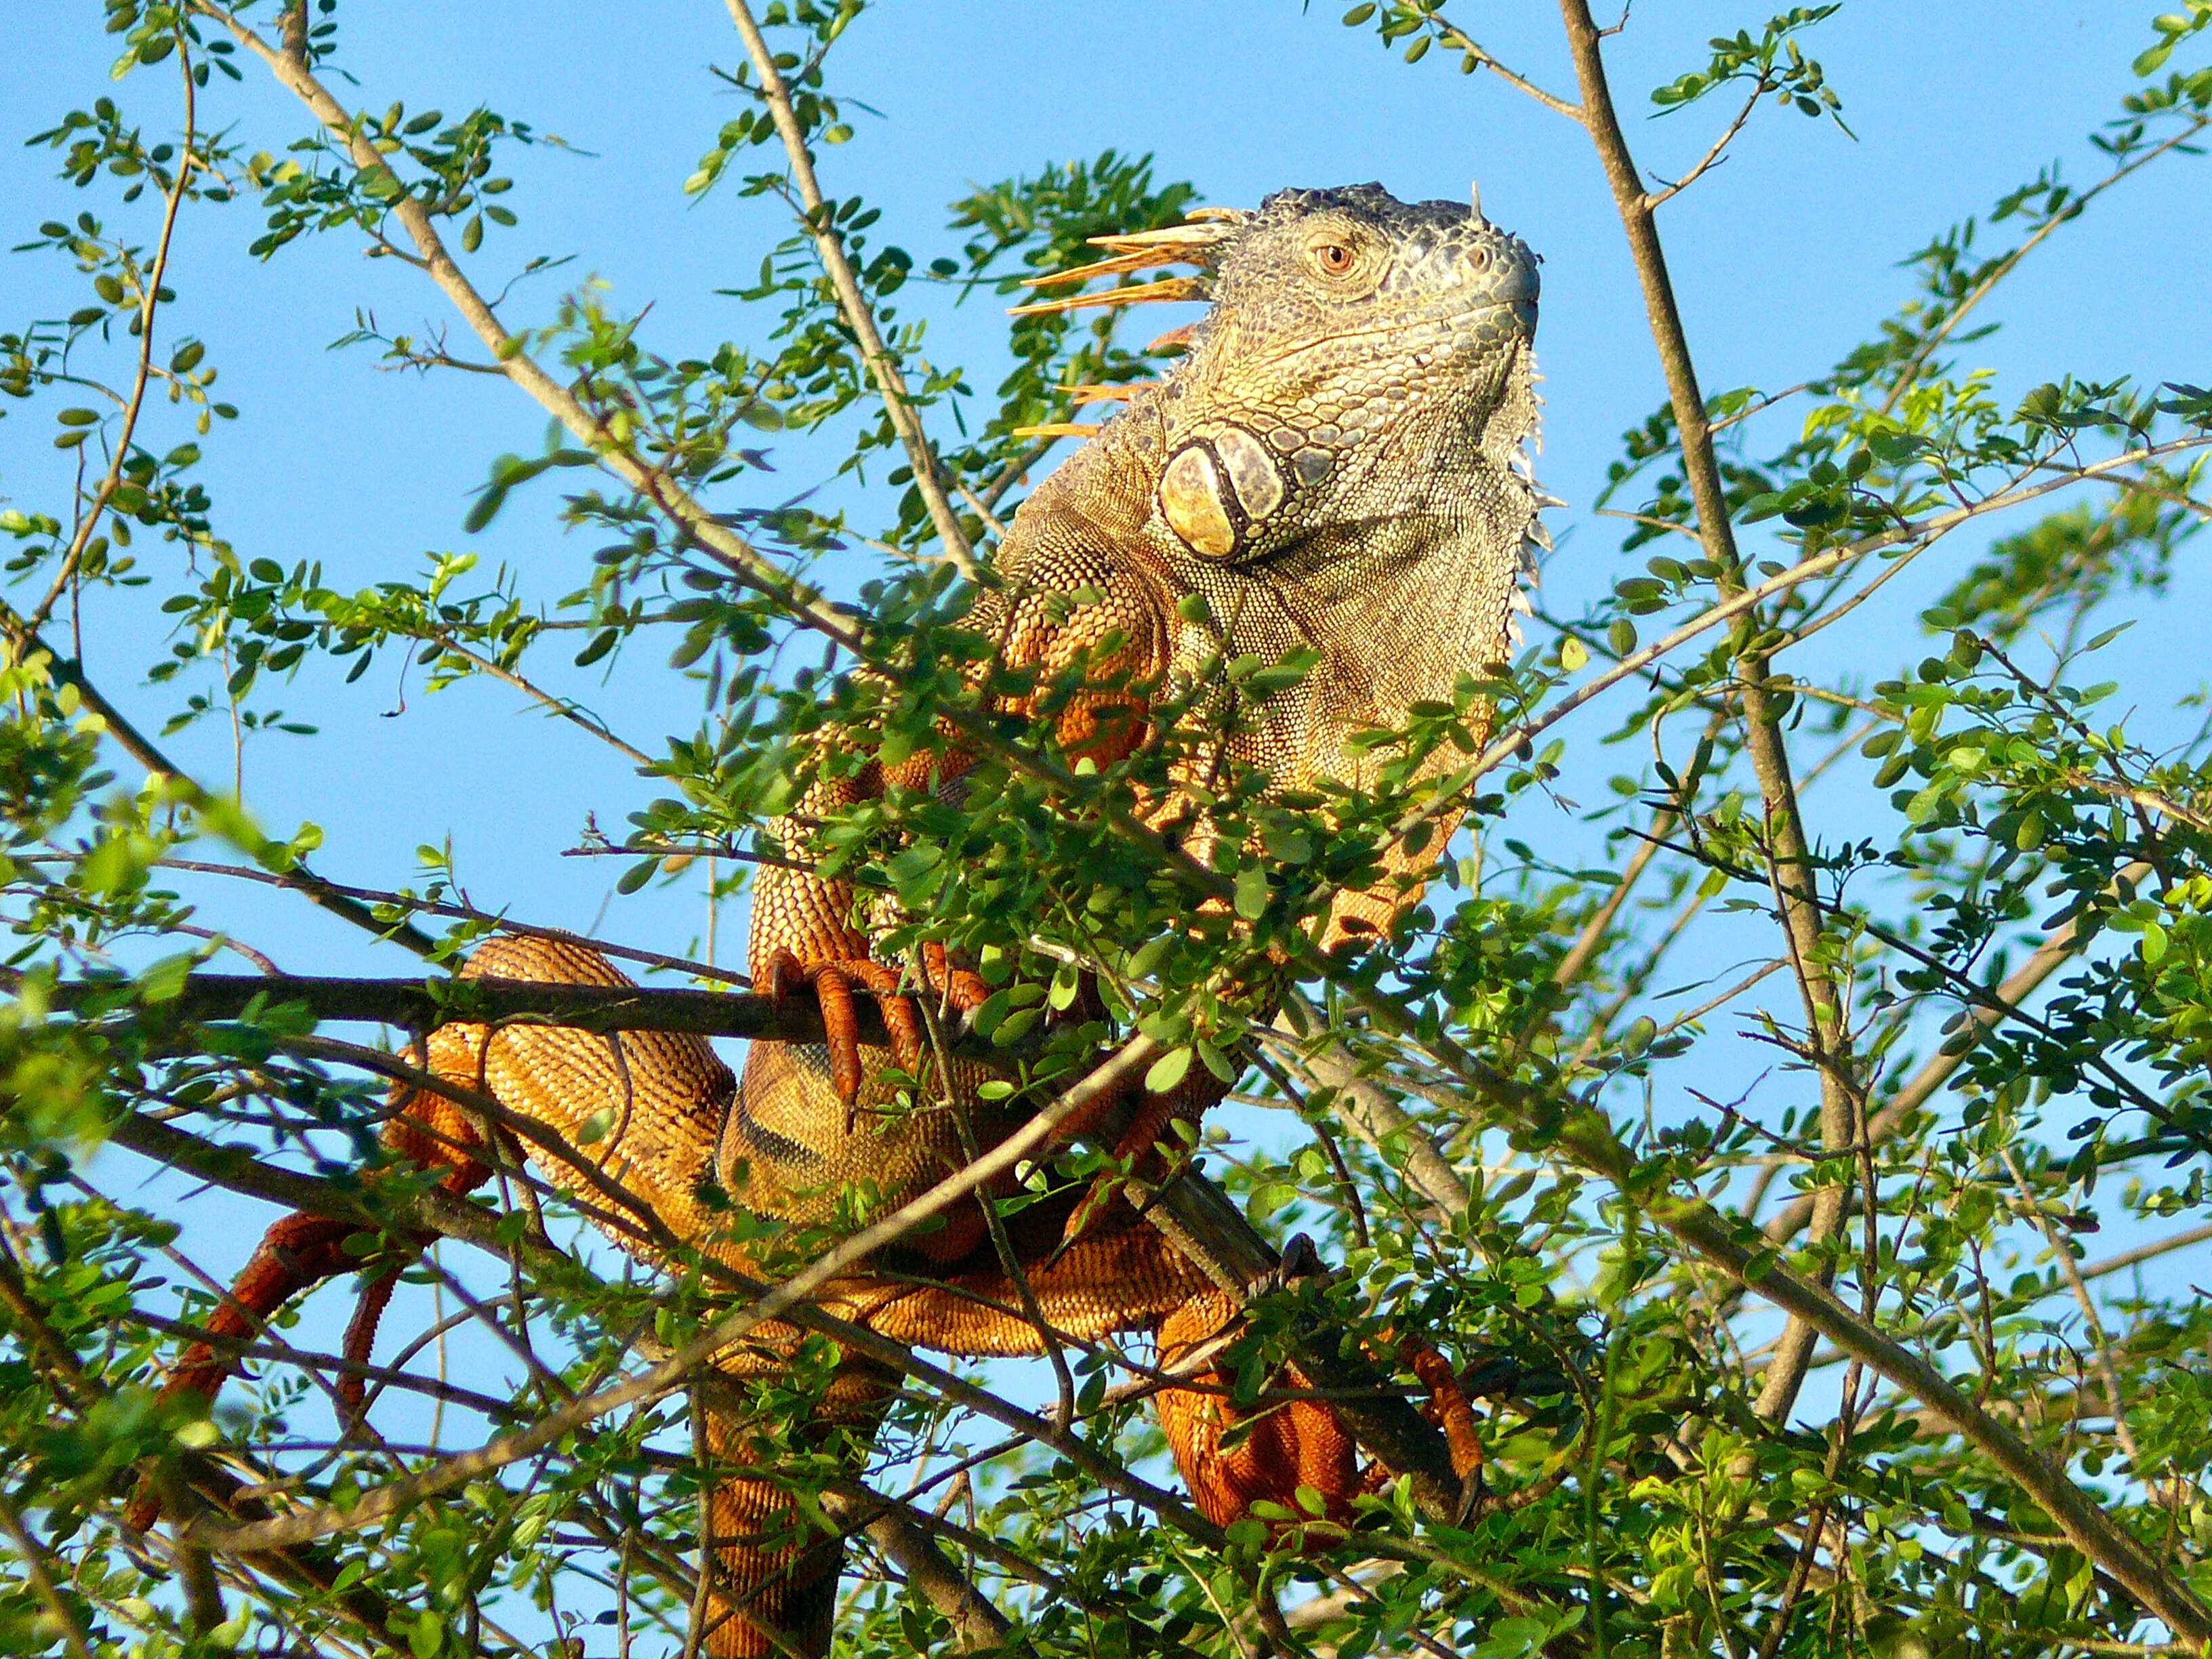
[840,958,926,1076]
[919,942,990,1019]
[761,947,926,1107]
[1406,1338,1485,1484]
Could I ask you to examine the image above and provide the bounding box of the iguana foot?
[1046,1085,1201,1264]
[1406,1337,1486,1488]
[760,947,926,1106]
[1352,1336,1486,1517]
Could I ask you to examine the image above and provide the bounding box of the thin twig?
[2000,1147,2146,1474]
[1876,112,2212,417]
[1642,80,1764,211]
[0,1489,97,1659]
[25,37,199,639]
[719,0,979,579]
[425,629,655,766]
[1433,16,1585,121]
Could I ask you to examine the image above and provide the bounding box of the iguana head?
[1142,182,1540,568]
[1004,180,1547,779]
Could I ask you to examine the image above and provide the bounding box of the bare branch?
[719,0,981,580]
[1559,0,1857,1427]
[1433,16,1585,122]
[422,629,656,768]
[24,968,924,1051]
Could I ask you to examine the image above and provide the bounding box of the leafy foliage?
[4,5,2212,1659]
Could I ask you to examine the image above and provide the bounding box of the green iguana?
[152,181,1544,1656]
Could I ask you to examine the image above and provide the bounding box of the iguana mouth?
[1249,295,1535,371]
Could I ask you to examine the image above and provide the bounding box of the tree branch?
[192,1,865,647]
[719,0,980,579]
[24,968,891,1047]
[817,1484,1029,1656]
[1557,0,1875,1425]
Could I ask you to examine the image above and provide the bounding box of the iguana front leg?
[742,540,1171,1108]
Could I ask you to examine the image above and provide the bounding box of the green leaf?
[1143,1045,1193,1096]
[138,952,197,1004]
[1234,863,1269,921]
[462,483,508,533]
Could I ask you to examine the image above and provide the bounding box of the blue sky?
[5,2,2204,980]
[4,0,2209,1471]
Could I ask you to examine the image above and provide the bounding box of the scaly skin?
[152,183,1540,1657]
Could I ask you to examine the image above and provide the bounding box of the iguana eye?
[1313,241,1355,275]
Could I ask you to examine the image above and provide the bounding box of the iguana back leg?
[1156,1291,1359,1526]
[851,1189,1476,1533]
[695,1351,896,1659]
[1156,1295,1485,1528]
